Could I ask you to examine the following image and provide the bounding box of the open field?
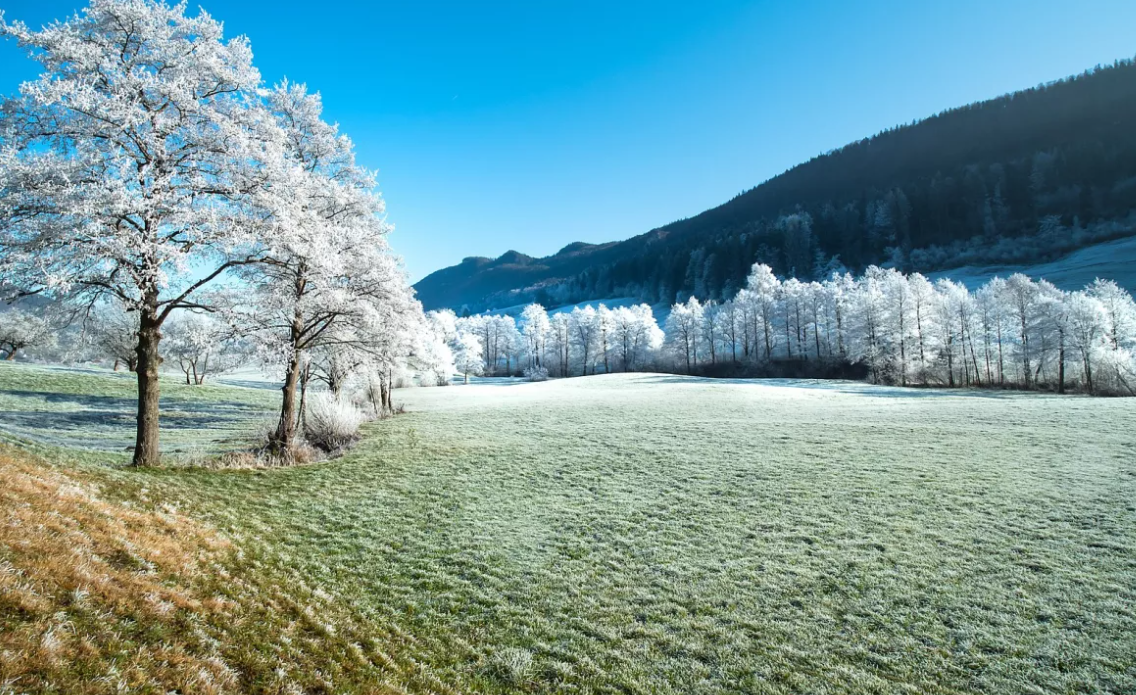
[2,363,1135,693]
[0,362,277,455]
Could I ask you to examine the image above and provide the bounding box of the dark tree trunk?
[273,351,302,451]
[132,309,163,467]
[1057,343,1066,394]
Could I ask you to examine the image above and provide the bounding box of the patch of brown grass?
[0,450,457,694]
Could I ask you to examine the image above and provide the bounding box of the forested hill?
[415,59,1136,313]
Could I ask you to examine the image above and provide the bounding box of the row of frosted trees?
[416,262,1135,395]
[419,303,665,381]
[664,263,1136,395]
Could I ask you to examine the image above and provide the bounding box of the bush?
[303,393,366,452]
[523,366,549,382]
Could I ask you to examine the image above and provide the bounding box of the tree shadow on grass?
[0,389,271,451]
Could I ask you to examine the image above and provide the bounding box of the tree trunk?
[273,351,302,451]
[132,311,163,467]
[298,363,310,431]
[1057,343,1066,394]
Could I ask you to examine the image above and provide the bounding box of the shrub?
[303,393,366,452]
[523,366,549,382]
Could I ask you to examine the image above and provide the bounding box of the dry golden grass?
[0,448,456,695]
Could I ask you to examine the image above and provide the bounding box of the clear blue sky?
[2,1,1135,282]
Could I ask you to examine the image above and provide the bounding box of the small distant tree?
[1004,274,1041,387]
[88,307,140,371]
[453,325,484,383]
[520,304,550,370]
[0,308,53,360]
[165,311,245,385]
[665,297,703,373]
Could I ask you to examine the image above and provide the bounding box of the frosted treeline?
[668,264,1136,395]
[420,304,665,382]
[425,263,1136,395]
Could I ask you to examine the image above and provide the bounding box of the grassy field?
[0,362,277,456]
[2,362,1135,693]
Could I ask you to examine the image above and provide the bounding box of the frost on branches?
[658,262,1136,395]
[0,0,425,463]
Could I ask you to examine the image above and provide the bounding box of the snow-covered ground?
[929,234,1136,292]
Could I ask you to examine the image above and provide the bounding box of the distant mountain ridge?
[415,58,1136,313]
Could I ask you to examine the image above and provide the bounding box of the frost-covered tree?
[746,263,780,360]
[717,299,742,363]
[420,310,459,386]
[88,306,140,371]
[1090,279,1136,393]
[233,82,410,452]
[849,268,888,380]
[452,324,483,383]
[610,304,661,371]
[780,279,807,360]
[700,300,720,365]
[520,304,550,370]
[548,312,572,377]
[908,273,937,377]
[164,311,244,384]
[0,307,54,360]
[1003,274,1041,387]
[881,269,913,384]
[597,305,615,373]
[569,306,600,376]
[665,297,703,372]
[0,0,276,465]
[1066,291,1106,393]
[976,277,1010,385]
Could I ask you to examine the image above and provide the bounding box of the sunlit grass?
[2,363,1135,693]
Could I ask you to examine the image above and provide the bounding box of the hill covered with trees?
[415,59,1136,313]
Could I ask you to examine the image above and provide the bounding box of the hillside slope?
[415,59,1136,313]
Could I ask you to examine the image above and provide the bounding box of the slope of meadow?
[1,365,1135,693]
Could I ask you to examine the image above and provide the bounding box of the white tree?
[570,306,600,376]
[1004,274,1041,387]
[976,277,1009,386]
[716,299,742,363]
[908,273,937,378]
[0,0,272,465]
[881,269,913,384]
[1090,278,1136,393]
[164,310,244,385]
[548,312,572,377]
[700,300,720,365]
[746,263,780,360]
[88,306,140,371]
[610,304,661,371]
[1036,281,1071,393]
[1066,291,1106,393]
[665,297,703,373]
[520,303,550,370]
[452,323,484,383]
[235,82,408,452]
[0,307,54,360]
[597,305,615,373]
[851,268,887,381]
[418,311,458,386]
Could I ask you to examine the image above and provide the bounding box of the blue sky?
[2,1,1135,282]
